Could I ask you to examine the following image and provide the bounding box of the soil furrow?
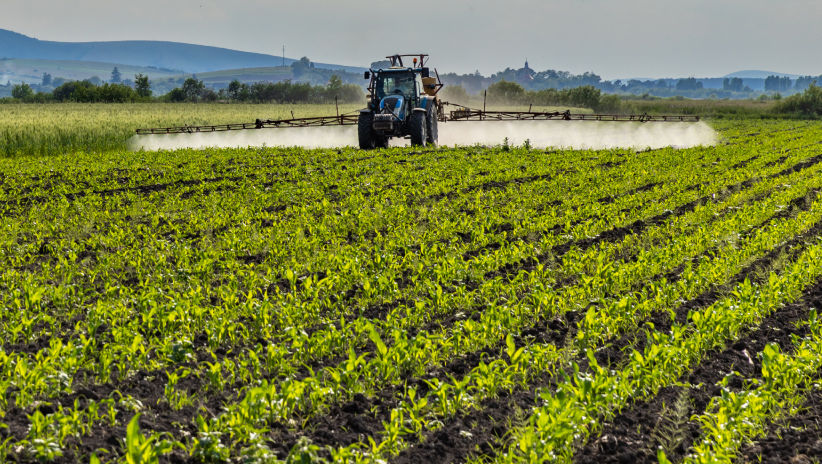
[2,174,254,210]
[575,277,822,464]
[737,368,822,464]
[596,209,822,370]
[423,172,555,202]
[597,182,660,205]
[392,206,822,464]
[264,311,582,461]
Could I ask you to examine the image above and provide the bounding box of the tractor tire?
[409,111,428,147]
[358,112,377,150]
[426,106,438,146]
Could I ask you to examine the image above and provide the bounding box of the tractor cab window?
[376,73,416,99]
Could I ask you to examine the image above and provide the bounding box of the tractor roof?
[375,67,422,74]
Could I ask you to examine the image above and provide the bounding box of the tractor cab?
[375,70,420,122]
[375,71,419,101]
[358,54,443,149]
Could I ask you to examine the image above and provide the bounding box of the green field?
[0,103,363,157]
[3,117,822,463]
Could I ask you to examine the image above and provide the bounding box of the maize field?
[2,119,822,463]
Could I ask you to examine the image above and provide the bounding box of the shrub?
[11,83,34,100]
[486,80,526,104]
[774,83,822,117]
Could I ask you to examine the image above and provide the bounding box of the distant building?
[517,59,535,83]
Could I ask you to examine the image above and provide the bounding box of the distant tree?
[795,76,817,91]
[327,74,343,90]
[41,72,52,87]
[775,82,822,116]
[51,80,137,102]
[565,85,601,109]
[167,87,187,102]
[181,78,205,101]
[440,84,470,103]
[135,73,152,97]
[486,80,526,103]
[97,83,138,102]
[227,79,249,101]
[86,76,102,86]
[11,83,34,100]
[53,81,83,101]
[764,75,792,92]
[111,67,122,84]
[200,88,218,102]
[227,80,241,96]
[164,78,208,102]
[624,79,644,91]
[291,56,311,77]
[675,77,703,91]
[595,93,622,112]
[722,77,744,92]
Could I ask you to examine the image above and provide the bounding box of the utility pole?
[282,45,285,67]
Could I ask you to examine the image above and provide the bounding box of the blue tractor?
[358,54,443,149]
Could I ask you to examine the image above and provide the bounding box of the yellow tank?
[422,77,439,96]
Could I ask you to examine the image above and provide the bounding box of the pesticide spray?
[128,120,717,152]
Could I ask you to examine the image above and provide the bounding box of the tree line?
[442,64,822,99]
[774,83,822,117]
[4,73,363,104]
[480,80,621,112]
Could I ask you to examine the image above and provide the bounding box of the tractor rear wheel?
[358,112,377,149]
[426,106,438,146]
[409,111,428,147]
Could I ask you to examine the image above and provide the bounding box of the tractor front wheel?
[409,111,428,147]
[358,112,377,149]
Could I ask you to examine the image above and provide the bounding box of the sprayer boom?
[135,109,698,135]
[447,109,699,123]
[136,114,359,135]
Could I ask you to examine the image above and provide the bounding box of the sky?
[3,0,822,79]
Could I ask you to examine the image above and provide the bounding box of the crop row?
[4,119,822,462]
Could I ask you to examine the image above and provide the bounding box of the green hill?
[157,66,364,89]
[0,58,179,85]
[0,28,364,74]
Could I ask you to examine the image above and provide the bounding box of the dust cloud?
[432,120,716,150]
[128,120,716,151]
[128,126,357,151]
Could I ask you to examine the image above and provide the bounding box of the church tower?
[517,59,535,83]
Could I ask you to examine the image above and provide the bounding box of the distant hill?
[0,58,179,85]
[0,59,365,91]
[0,28,365,74]
[723,70,802,79]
